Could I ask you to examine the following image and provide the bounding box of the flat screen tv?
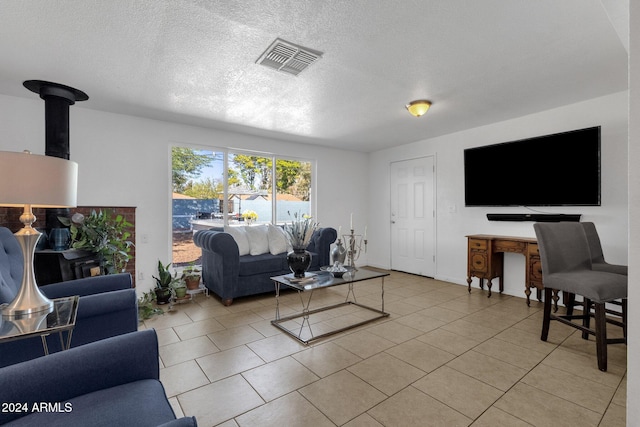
[464,126,601,206]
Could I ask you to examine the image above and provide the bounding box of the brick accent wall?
[0,206,136,286]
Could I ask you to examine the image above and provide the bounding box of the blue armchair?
[0,329,197,426]
[0,227,138,367]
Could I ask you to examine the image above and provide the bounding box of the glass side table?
[0,295,79,354]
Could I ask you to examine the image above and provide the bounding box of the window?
[171,148,224,266]
[228,153,273,224]
[171,146,313,266]
[274,158,312,223]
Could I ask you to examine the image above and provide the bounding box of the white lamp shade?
[0,151,77,208]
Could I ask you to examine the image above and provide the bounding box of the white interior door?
[390,156,435,276]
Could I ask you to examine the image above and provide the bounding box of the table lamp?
[0,150,77,317]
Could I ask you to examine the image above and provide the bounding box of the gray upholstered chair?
[533,222,627,371]
[581,222,628,275]
[564,222,628,339]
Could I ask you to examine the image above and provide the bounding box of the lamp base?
[2,297,53,318]
[1,228,53,318]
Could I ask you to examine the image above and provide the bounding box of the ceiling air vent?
[256,38,322,76]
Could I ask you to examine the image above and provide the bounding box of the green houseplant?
[172,276,187,299]
[59,210,134,274]
[153,260,173,304]
[137,290,164,320]
[181,261,201,290]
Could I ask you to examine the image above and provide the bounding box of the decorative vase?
[49,227,70,251]
[287,248,312,278]
[331,239,347,265]
[155,288,172,305]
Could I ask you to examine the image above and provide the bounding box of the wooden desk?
[466,234,542,305]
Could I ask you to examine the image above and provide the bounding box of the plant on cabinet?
[59,210,134,274]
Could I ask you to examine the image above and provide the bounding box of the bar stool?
[565,222,628,339]
[581,222,628,275]
[534,222,627,372]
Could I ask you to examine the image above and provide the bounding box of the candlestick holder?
[343,228,367,270]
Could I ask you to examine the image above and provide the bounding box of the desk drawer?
[469,239,488,250]
[494,240,526,253]
[469,252,488,273]
[529,258,543,282]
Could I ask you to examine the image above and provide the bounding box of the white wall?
[368,91,629,300]
[0,93,369,294]
[627,0,638,420]
[0,88,628,301]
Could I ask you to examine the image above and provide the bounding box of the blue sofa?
[0,329,197,426]
[194,227,336,305]
[0,227,138,367]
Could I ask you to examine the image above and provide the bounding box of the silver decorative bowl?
[320,265,355,278]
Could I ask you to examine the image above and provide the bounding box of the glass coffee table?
[271,268,390,344]
[0,295,79,354]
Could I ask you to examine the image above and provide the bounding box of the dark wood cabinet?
[35,249,103,286]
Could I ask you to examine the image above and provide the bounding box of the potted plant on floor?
[181,261,201,290]
[172,277,188,299]
[137,290,164,320]
[153,260,173,304]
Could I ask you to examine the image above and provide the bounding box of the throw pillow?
[245,225,270,255]
[268,224,290,255]
[224,226,250,256]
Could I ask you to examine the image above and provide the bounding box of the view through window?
[171,147,313,266]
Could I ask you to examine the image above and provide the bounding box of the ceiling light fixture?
[406,100,432,117]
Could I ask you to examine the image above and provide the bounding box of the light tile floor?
[141,270,626,427]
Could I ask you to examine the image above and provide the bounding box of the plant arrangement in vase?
[59,209,134,274]
[284,211,319,278]
[181,261,201,290]
[153,260,174,305]
[242,209,258,224]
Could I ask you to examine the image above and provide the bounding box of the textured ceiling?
[0,0,628,152]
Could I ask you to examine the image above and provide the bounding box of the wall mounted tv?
[464,126,601,207]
